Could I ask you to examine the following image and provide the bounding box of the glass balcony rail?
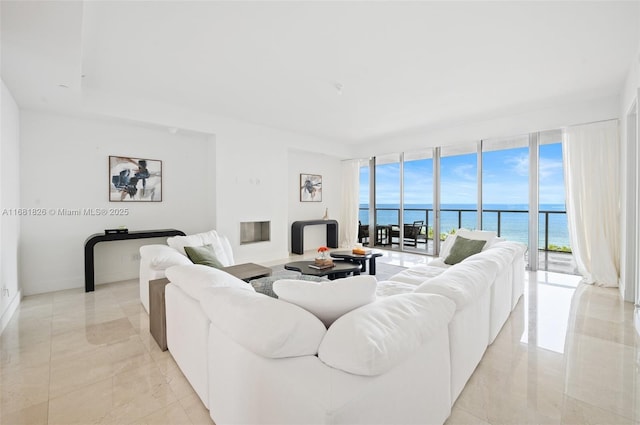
[359,207,571,253]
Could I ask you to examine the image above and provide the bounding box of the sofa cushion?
[376,280,419,297]
[444,235,487,265]
[318,293,455,376]
[273,275,377,327]
[250,273,329,298]
[165,264,253,300]
[414,260,498,310]
[184,244,224,269]
[140,244,192,270]
[200,287,327,358]
[386,264,447,286]
[167,230,233,266]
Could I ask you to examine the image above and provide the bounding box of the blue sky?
[360,143,566,205]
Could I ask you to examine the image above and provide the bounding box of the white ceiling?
[2,1,639,143]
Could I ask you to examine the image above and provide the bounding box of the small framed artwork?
[109,156,162,202]
[300,173,322,202]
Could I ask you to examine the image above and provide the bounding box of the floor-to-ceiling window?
[440,144,478,237]
[481,135,530,247]
[539,130,575,273]
[403,150,434,254]
[374,154,401,247]
[359,129,575,274]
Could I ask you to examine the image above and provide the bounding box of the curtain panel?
[563,120,620,287]
[339,159,361,247]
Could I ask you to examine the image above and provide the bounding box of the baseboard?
[0,290,22,336]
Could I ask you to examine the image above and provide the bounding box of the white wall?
[0,80,21,333]
[20,110,213,295]
[78,88,350,262]
[287,149,342,254]
[213,136,290,263]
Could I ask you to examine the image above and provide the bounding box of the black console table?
[84,228,186,292]
[291,220,338,255]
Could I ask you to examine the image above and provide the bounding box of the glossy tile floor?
[1,251,639,424]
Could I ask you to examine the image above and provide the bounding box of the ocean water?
[359,203,570,249]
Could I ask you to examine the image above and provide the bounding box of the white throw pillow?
[140,245,192,270]
[456,229,497,248]
[273,275,377,327]
[440,228,497,259]
[318,293,455,376]
[439,232,458,259]
[165,264,254,300]
[167,233,204,255]
[200,287,326,358]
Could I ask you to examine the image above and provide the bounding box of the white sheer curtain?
[563,120,620,287]
[339,159,361,248]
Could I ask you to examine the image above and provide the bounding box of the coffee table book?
[308,263,335,270]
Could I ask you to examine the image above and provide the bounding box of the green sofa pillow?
[444,235,486,265]
[184,244,224,269]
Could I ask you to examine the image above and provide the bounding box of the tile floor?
[1,251,638,424]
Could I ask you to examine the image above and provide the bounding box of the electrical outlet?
[1,288,8,297]
[132,253,141,261]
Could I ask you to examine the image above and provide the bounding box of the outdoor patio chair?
[404,220,425,247]
[390,220,425,247]
[358,220,370,245]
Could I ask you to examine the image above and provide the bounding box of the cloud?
[505,153,529,177]
[539,157,564,181]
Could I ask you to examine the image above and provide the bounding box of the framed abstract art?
[300,173,322,202]
[109,156,162,202]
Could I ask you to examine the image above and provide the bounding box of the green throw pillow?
[444,236,486,265]
[184,244,224,269]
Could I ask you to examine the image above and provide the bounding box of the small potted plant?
[314,246,333,267]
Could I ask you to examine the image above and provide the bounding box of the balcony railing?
[359,207,570,253]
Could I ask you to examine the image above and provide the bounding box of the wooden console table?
[291,219,339,254]
[84,228,186,292]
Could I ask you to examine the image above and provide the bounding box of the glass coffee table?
[284,261,362,280]
[330,250,383,275]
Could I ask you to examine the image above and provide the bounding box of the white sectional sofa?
[164,265,456,424]
[138,229,235,312]
[158,228,526,424]
[379,229,527,402]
